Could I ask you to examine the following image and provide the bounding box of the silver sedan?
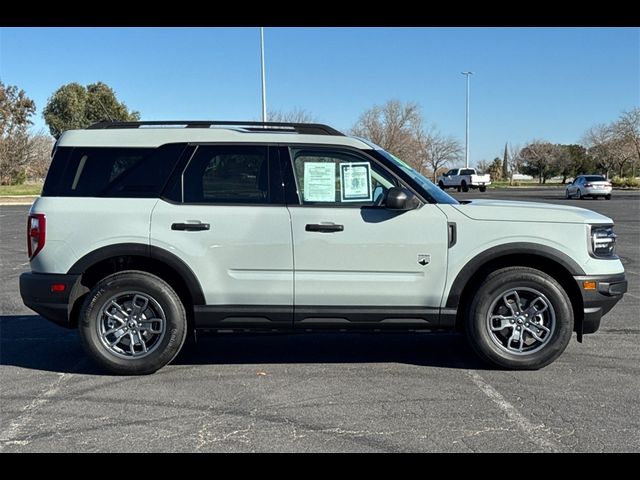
[566,175,612,200]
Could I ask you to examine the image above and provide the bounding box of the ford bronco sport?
[20,121,627,374]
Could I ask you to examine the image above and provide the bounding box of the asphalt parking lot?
[1,188,639,452]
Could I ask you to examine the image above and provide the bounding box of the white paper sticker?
[340,162,372,202]
[303,162,336,202]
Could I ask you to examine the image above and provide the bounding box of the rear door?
[283,146,449,329]
[150,145,293,329]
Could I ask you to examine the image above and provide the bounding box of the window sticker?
[303,162,336,202]
[340,162,372,202]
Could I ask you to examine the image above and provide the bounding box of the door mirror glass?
[385,187,420,211]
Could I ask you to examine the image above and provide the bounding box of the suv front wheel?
[79,271,187,375]
[465,267,573,370]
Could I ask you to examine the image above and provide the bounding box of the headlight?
[588,225,617,258]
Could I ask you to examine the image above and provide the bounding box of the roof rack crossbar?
[87,120,344,136]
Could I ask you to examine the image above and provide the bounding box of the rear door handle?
[171,222,210,231]
[305,223,344,233]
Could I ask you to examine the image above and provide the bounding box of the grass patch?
[0,183,42,196]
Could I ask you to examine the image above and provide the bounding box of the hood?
[452,199,613,224]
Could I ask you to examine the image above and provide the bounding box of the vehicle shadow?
[0,315,487,375]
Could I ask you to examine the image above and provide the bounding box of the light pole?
[260,27,267,123]
[461,71,473,168]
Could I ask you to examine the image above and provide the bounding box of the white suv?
[20,121,627,374]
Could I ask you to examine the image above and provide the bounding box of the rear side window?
[180,145,269,204]
[42,144,186,197]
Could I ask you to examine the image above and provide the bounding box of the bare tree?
[613,107,640,176]
[421,129,463,181]
[267,108,317,123]
[25,131,55,182]
[583,124,617,178]
[476,159,489,173]
[507,143,522,185]
[350,99,424,171]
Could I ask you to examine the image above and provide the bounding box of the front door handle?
[305,223,344,233]
[171,222,210,231]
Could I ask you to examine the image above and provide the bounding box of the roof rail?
[87,120,344,136]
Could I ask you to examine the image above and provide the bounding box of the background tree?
[502,143,509,179]
[488,157,503,181]
[25,132,55,182]
[613,108,640,177]
[267,108,317,123]
[43,82,140,138]
[350,99,424,171]
[0,81,36,185]
[520,141,559,183]
[421,129,463,181]
[507,143,522,185]
[476,159,489,173]
[583,124,616,178]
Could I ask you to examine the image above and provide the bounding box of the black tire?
[605,194,611,200]
[438,181,445,190]
[79,270,187,375]
[479,185,487,193]
[465,266,573,370]
[461,181,469,193]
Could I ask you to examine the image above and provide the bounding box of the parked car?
[20,120,626,374]
[566,175,612,200]
[437,168,491,192]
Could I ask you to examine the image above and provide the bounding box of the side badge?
[417,254,431,266]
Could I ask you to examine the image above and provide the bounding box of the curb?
[0,196,38,206]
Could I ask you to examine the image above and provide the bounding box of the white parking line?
[466,370,562,452]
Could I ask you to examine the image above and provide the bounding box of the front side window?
[181,145,269,204]
[290,148,397,206]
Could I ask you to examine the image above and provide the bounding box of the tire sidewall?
[466,269,574,369]
[79,271,186,375]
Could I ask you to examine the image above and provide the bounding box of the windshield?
[375,149,459,204]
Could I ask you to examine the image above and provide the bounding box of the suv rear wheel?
[79,271,187,375]
[465,267,573,370]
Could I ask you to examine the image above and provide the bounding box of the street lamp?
[260,27,267,123]
[461,71,473,168]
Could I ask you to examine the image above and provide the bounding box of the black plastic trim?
[67,243,206,305]
[193,305,448,330]
[20,272,81,328]
[574,273,627,335]
[294,306,441,328]
[445,243,587,308]
[448,222,457,248]
[194,305,293,328]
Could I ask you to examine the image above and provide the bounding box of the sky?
[1,27,638,165]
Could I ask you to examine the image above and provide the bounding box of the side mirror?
[385,187,421,211]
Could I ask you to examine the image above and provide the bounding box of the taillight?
[27,213,46,259]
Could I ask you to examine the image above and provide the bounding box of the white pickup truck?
[437,168,491,192]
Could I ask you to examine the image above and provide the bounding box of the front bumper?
[573,273,627,335]
[20,272,81,328]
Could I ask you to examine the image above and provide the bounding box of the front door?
[284,146,449,329]
[150,145,293,329]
